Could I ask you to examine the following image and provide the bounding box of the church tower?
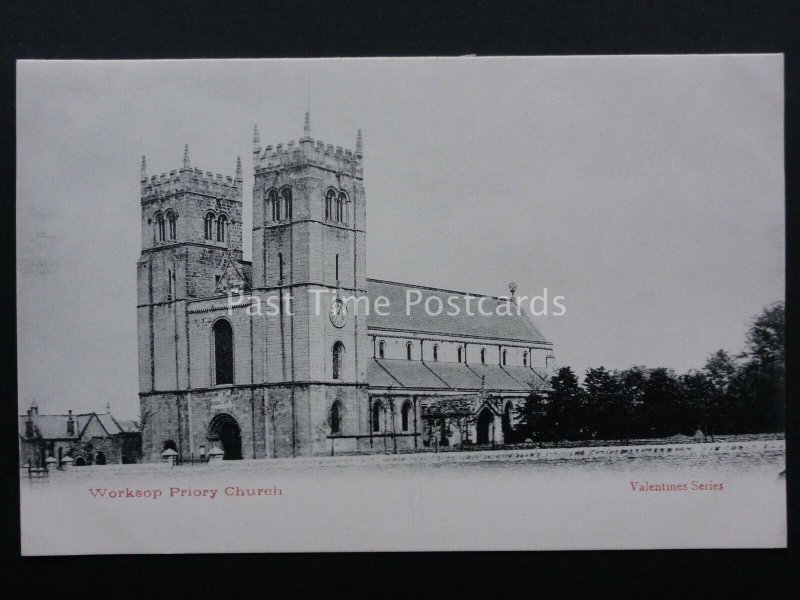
[136,146,244,394]
[251,114,370,456]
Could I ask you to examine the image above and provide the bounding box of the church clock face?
[330,298,348,328]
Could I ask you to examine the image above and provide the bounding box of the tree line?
[512,302,784,443]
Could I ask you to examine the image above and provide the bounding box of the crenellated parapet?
[253,138,362,179]
[141,163,242,203]
[253,113,363,179]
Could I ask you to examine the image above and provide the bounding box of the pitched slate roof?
[18,412,127,440]
[95,414,125,435]
[18,415,78,439]
[115,420,139,433]
[371,359,450,389]
[424,361,485,389]
[366,279,549,344]
[368,359,550,392]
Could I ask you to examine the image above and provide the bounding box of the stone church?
[138,113,555,461]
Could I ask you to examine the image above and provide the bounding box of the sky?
[16,56,784,419]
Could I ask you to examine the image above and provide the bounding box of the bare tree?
[262,395,287,458]
[131,408,153,433]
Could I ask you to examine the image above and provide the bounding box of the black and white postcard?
[16,56,786,553]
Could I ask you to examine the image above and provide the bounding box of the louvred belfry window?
[166,211,177,240]
[204,213,215,240]
[269,190,280,221]
[155,213,165,242]
[325,189,336,220]
[337,192,346,222]
[282,187,292,220]
[217,214,227,242]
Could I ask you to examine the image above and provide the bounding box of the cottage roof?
[18,411,127,440]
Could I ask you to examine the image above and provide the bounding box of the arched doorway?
[208,413,243,460]
[476,407,494,445]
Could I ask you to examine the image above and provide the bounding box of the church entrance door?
[208,413,243,460]
[476,408,494,445]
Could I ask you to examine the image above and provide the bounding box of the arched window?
[523,352,528,367]
[480,348,486,364]
[282,187,292,220]
[213,319,234,385]
[337,191,346,222]
[502,402,513,436]
[332,341,345,380]
[401,400,412,432]
[325,189,336,220]
[167,268,174,301]
[165,211,177,240]
[406,341,413,360]
[204,212,215,240]
[457,346,462,363]
[378,340,385,359]
[502,350,507,366]
[155,213,165,242]
[372,400,383,432]
[278,252,284,282]
[335,254,340,281]
[433,344,439,361]
[330,400,342,434]
[217,214,228,243]
[269,189,280,221]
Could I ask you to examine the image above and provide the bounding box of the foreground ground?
[20,440,785,553]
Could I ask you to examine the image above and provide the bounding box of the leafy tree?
[617,366,648,440]
[701,349,738,435]
[743,302,785,368]
[737,302,785,432]
[514,390,548,442]
[705,349,738,391]
[640,367,688,437]
[679,369,714,439]
[583,367,625,441]
[507,301,784,445]
[543,366,586,441]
